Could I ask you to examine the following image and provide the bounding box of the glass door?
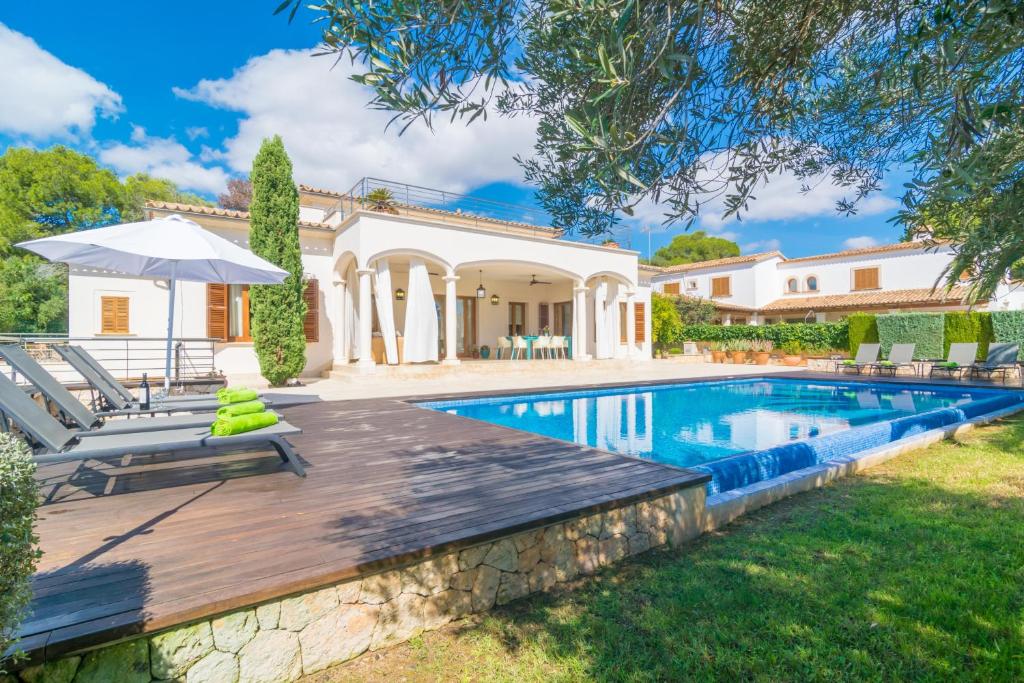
[553,301,573,336]
[456,296,477,356]
[508,302,526,336]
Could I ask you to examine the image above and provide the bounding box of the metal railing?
[325,177,559,237]
[0,334,219,386]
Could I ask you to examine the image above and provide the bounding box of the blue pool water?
[419,378,1024,494]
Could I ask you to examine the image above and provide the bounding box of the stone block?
[575,537,601,575]
[238,630,302,683]
[517,544,541,573]
[666,488,706,546]
[628,532,651,556]
[298,603,379,674]
[150,621,214,679]
[541,526,578,581]
[212,610,258,654]
[402,554,458,596]
[601,507,637,539]
[423,589,472,630]
[74,639,149,683]
[470,564,502,612]
[449,567,476,592]
[370,593,425,650]
[186,650,239,683]
[359,570,403,605]
[482,539,518,572]
[17,656,79,683]
[528,561,558,592]
[458,543,491,571]
[279,587,340,632]
[511,529,543,552]
[496,572,530,605]
[336,578,362,604]
[255,602,280,630]
[598,535,628,566]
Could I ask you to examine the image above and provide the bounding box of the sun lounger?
[0,344,232,435]
[837,343,880,374]
[867,343,917,376]
[928,342,979,380]
[0,372,305,476]
[969,343,1020,383]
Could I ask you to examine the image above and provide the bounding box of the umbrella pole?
[164,264,177,394]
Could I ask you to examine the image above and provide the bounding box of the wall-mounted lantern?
[490,293,500,306]
[394,288,406,301]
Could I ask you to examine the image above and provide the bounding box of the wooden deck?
[22,396,708,661]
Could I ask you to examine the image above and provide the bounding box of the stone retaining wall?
[10,486,704,683]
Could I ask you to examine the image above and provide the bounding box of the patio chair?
[511,335,529,360]
[0,371,305,476]
[0,344,229,435]
[837,343,880,374]
[549,335,568,359]
[496,336,512,360]
[928,342,979,380]
[867,343,917,377]
[533,335,552,359]
[969,343,1020,383]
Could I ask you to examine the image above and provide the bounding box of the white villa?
[648,242,1024,324]
[68,180,653,379]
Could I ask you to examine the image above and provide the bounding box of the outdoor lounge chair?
[928,342,979,380]
[0,344,234,435]
[0,371,305,475]
[867,343,917,377]
[837,343,880,374]
[969,343,1020,383]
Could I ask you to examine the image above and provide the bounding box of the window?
[208,280,319,342]
[733,317,747,325]
[619,302,628,343]
[553,301,573,336]
[686,279,698,290]
[508,302,526,336]
[538,302,550,331]
[805,275,819,292]
[852,267,880,291]
[663,282,680,295]
[634,302,646,343]
[786,278,799,293]
[100,296,129,334]
[228,284,251,341]
[711,276,731,298]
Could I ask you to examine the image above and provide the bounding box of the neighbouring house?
[648,242,1024,324]
[67,180,653,380]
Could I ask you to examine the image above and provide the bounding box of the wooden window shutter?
[634,302,646,343]
[711,277,731,297]
[853,267,879,291]
[206,284,228,341]
[100,296,129,334]
[663,282,680,295]
[538,303,550,331]
[303,279,319,342]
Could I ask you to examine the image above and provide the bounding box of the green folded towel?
[216,400,266,418]
[217,387,259,404]
[879,360,894,366]
[842,359,856,365]
[211,411,278,437]
[938,361,959,369]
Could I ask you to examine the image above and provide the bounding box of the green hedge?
[847,313,878,356]
[943,312,992,360]
[992,310,1024,347]
[1,433,41,669]
[682,321,849,350]
[876,313,944,359]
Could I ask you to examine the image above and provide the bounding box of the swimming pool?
[419,378,1024,495]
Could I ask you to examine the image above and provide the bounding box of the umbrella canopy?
[18,214,289,391]
[18,214,288,284]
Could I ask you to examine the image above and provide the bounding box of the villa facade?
[67,183,653,379]
[648,242,1024,324]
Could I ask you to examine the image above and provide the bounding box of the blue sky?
[1,4,909,258]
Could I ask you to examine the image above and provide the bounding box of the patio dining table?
[502,335,572,360]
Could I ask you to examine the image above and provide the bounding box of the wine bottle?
[139,372,151,411]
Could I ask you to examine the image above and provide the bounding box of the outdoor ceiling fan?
[528,274,552,286]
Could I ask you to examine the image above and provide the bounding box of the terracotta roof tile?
[298,184,343,198]
[783,241,942,264]
[144,201,333,230]
[656,251,783,274]
[760,287,970,312]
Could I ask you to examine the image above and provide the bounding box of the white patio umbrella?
[17,214,288,392]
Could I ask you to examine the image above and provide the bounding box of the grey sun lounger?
[867,343,917,376]
[0,344,237,435]
[0,371,305,476]
[837,343,880,374]
[929,342,979,380]
[969,343,1020,382]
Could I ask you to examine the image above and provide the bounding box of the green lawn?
[320,416,1024,682]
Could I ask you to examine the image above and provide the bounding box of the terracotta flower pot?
[711,350,727,363]
[782,354,803,367]
[754,351,771,365]
[730,351,748,364]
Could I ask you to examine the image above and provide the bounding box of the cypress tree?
[248,136,306,385]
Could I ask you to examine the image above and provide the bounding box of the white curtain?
[402,257,439,363]
[344,263,358,360]
[373,260,400,364]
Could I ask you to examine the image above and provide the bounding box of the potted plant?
[751,339,773,365]
[709,341,727,363]
[479,344,491,359]
[780,340,804,366]
[471,346,480,359]
[730,339,750,364]
[601,238,620,248]
[365,188,399,214]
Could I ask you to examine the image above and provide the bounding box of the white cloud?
[185,126,209,141]
[173,49,537,193]
[0,23,122,140]
[842,235,880,250]
[99,126,229,194]
[741,238,781,254]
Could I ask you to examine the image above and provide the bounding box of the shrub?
[876,312,944,359]
[651,293,683,352]
[943,312,992,360]
[672,296,717,326]
[992,310,1024,347]
[0,433,41,671]
[682,321,848,350]
[847,313,879,355]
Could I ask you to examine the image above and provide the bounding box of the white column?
[722,313,732,326]
[357,268,374,368]
[626,291,637,357]
[573,284,590,361]
[331,279,346,363]
[594,279,608,359]
[443,274,460,365]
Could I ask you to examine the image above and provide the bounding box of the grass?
[313,416,1024,682]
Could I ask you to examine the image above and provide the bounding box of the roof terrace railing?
[324,177,559,237]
